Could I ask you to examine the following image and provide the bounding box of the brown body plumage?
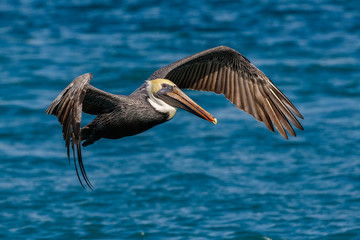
[46,46,303,189]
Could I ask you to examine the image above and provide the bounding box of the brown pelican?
[46,46,303,189]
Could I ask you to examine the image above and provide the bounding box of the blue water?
[1,0,359,239]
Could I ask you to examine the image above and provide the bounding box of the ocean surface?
[1,0,359,239]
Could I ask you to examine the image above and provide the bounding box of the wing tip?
[83,72,93,79]
[282,133,289,140]
[47,72,94,190]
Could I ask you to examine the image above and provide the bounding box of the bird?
[46,46,304,189]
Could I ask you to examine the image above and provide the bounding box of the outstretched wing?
[46,73,118,189]
[148,46,303,139]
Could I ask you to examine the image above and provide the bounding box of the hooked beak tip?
[212,117,217,125]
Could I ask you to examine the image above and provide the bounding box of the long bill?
[157,86,217,125]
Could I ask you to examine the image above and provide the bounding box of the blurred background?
[0,0,359,239]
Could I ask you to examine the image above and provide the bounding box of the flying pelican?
[46,46,303,189]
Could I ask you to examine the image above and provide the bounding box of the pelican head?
[146,79,217,124]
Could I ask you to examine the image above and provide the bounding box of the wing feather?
[265,98,287,139]
[201,63,211,90]
[239,72,248,112]
[256,101,274,132]
[46,73,119,189]
[217,65,225,94]
[211,63,220,92]
[205,63,215,91]
[187,64,197,85]
[148,46,303,138]
[192,64,202,89]
[266,87,303,131]
[196,64,207,89]
[229,69,236,103]
[247,77,260,121]
[176,65,188,88]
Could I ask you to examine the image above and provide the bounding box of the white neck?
[146,81,177,120]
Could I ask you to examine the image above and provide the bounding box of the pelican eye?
[161,83,173,90]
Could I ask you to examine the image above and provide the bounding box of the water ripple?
[0,0,359,239]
